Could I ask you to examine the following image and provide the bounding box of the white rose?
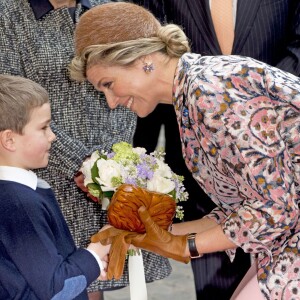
[95,159,122,191]
[80,151,101,186]
[155,159,172,178]
[147,173,175,194]
[132,147,147,156]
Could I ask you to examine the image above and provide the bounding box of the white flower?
[155,158,172,178]
[132,147,147,156]
[95,158,122,191]
[147,173,175,194]
[81,151,101,186]
[80,142,188,220]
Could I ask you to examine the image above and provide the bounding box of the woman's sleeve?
[217,65,300,259]
[0,14,24,76]
[202,66,300,262]
[48,105,137,178]
[0,14,137,179]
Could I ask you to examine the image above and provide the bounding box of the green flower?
[112,142,140,164]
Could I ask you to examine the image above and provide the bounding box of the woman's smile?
[126,97,134,109]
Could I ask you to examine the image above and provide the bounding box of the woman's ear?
[0,130,17,152]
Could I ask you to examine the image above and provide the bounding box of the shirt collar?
[0,166,38,190]
[29,0,92,20]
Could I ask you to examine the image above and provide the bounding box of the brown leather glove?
[108,184,176,233]
[127,207,190,264]
[91,227,137,280]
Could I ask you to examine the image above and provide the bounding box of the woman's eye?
[103,82,112,88]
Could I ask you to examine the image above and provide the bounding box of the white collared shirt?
[0,166,38,190]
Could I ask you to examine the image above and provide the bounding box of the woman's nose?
[105,94,119,109]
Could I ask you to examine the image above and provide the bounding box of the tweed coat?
[0,0,171,291]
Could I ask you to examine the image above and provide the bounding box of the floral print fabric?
[173,53,300,299]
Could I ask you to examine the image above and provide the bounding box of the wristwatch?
[187,233,202,258]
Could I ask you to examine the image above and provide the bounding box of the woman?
[129,1,300,298]
[69,2,300,299]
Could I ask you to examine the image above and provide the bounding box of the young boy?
[0,74,109,300]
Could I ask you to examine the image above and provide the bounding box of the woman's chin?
[137,112,150,118]
[137,107,156,118]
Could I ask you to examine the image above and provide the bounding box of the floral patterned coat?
[173,53,300,299]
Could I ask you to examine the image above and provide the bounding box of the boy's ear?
[0,130,17,152]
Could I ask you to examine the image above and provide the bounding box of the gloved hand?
[127,207,190,264]
[91,227,137,280]
[91,206,191,279]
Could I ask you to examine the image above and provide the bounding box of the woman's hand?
[127,206,190,263]
[74,171,99,202]
[91,206,191,280]
[74,171,87,191]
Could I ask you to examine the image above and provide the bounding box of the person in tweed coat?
[0,0,172,299]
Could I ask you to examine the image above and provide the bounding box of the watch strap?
[187,233,202,258]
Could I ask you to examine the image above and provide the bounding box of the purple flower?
[125,177,137,186]
[107,152,115,159]
[137,163,154,180]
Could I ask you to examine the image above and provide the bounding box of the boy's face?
[14,103,56,170]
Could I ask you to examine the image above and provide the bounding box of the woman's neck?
[156,56,180,105]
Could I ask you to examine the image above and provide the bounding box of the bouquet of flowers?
[80,142,188,220]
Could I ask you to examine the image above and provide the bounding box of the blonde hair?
[69,2,190,81]
[0,74,49,134]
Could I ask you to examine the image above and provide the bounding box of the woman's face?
[86,62,160,117]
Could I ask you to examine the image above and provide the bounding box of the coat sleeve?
[0,15,90,177]
[0,13,137,179]
[206,64,300,260]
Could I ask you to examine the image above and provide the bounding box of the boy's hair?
[0,74,49,134]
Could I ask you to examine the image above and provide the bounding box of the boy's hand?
[91,227,135,280]
[97,257,108,280]
[87,241,111,279]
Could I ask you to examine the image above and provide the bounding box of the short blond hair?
[0,74,49,134]
[69,2,190,81]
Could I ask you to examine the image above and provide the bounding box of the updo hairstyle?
[69,2,190,81]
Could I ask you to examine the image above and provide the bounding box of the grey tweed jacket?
[0,0,171,291]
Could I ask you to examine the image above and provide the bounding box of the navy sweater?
[0,180,99,299]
